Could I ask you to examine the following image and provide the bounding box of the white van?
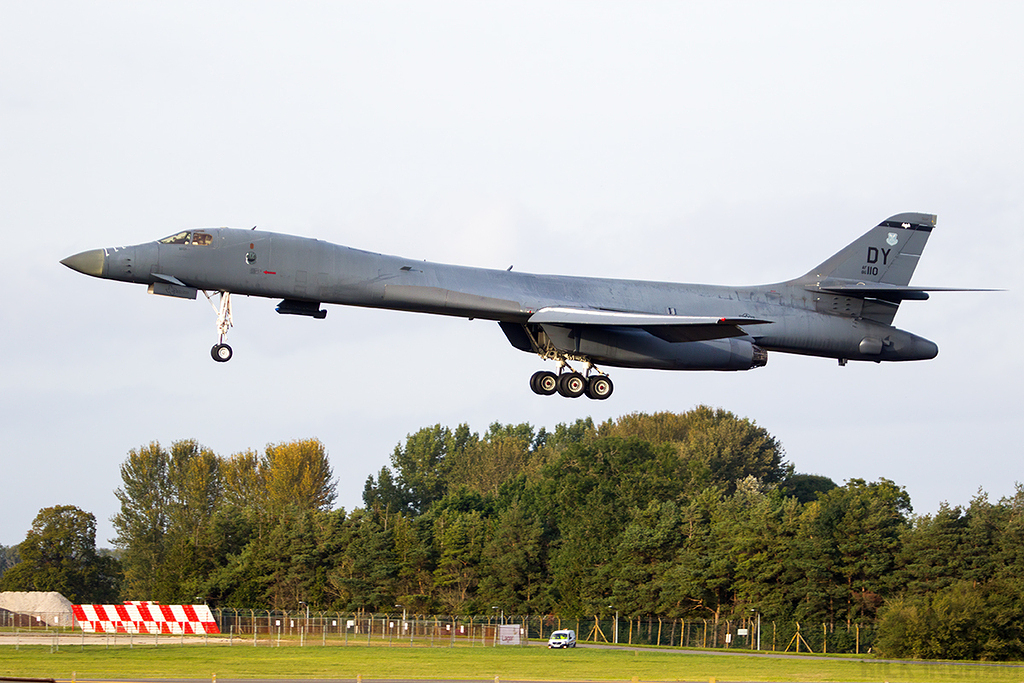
[547,629,577,648]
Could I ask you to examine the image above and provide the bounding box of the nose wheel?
[211,343,233,362]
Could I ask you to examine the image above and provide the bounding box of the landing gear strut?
[521,324,614,399]
[205,291,234,362]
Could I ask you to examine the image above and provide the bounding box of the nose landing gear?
[204,291,234,362]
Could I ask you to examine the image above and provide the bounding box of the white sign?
[498,624,521,646]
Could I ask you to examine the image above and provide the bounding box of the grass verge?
[2,644,1022,682]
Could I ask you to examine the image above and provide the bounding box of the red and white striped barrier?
[72,601,220,634]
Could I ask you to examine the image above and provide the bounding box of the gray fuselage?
[82,227,938,369]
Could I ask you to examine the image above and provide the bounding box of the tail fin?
[792,212,937,326]
[801,212,936,285]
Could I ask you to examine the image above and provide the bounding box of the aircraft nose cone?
[61,249,105,277]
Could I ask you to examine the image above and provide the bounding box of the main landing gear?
[205,290,234,362]
[518,324,614,399]
[530,365,614,400]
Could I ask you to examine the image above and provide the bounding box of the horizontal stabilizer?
[817,282,1001,303]
[529,307,771,343]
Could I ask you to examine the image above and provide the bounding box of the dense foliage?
[0,544,19,577]
[0,505,120,602]
[5,407,1022,660]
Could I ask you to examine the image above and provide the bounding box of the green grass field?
[2,643,1023,682]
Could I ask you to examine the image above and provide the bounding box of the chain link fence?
[208,610,875,654]
[2,606,875,654]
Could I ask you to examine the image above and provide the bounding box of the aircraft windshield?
[159,231,213,246]
[159,231,191,245]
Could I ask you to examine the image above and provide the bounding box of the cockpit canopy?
[159,230,213,246]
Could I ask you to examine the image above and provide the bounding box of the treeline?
[2,407,1022,660]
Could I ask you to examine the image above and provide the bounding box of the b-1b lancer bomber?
[62,212,986,399]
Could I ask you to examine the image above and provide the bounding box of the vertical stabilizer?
[793,212,937,325]
[801,212,936,285]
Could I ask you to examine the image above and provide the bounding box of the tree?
[0,505,120,603]
[0,544,19,579]
[362,466,408,515]
[543,437,682,617]
[660,487,732,621]
[535,418,596,451]
[778,473,837,504]
[261,438,337,515]
[446,423,540,496]
[796,478,911,624]
[594,407,788,495]
[112,439,232,602]
[328,508,400,611]
[610,500,683,618]
[163,439,223,600]
[680,406,787,494]
[875,581,1024,660]
[112,441,171,599]
[432,505,488,613]
[221,449,264,513]
[390,511,438,613]
[897,504,968,595]
[478,499,549,613]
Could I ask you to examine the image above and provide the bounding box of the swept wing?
[528,306,772,343]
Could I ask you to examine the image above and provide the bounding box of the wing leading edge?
[528,306,772,343]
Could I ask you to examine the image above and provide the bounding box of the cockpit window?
[158,231,214,246]
[159,231,192,245]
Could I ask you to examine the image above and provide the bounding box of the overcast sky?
[2,2,1021,547]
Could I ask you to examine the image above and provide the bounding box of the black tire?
[557,372,586,398]
[531,371,558,395]
[585,375,614,400]
[211,343,233,362]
